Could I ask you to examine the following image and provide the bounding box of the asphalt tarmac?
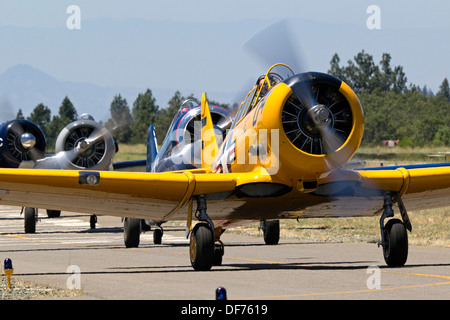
[0,205,449,301]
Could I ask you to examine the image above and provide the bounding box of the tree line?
[328,50,450,147]
[15,50,450,150]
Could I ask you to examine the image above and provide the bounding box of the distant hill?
[0,64,237,124]
[0,64,146,123]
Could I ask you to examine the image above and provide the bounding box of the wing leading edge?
[0,168,271,220]
[316,163,450,212]
[0,163,448,222]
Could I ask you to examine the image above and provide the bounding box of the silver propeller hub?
[77,139,89,152]
[20,133,36,149]
[310,104,331,127]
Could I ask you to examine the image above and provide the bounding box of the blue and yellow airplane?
[0,63,449,271]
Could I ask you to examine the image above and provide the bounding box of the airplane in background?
[115,98,232,246]
[0,63,449,271]
[0,113,116,232]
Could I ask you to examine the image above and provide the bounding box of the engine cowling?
[0,119,46,168]
[54,119,116,170]
[257,72,364,184]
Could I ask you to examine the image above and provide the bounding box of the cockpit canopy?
[152,99,231,172]
[233,63,295,127]
[164,99,199,143]
[261,64,295,87]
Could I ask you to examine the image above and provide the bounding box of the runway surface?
[0,205,449,300]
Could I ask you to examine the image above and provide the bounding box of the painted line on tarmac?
[244,280,450,299]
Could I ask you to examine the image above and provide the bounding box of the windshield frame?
[232,63,295,128]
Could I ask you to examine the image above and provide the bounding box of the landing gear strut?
[378,192,410,267]
[189,195,223,271]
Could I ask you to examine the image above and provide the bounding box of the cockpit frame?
[232,63,294,128]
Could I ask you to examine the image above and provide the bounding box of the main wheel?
[24,207,36,234]
[383,219,408,267]
[262,220,280,245]
[124,217,141,248]
[190,223,214,271]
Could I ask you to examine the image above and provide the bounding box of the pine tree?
[47,96,78,148]
[16,109,24,119]
[437,78,450,101]
[391,66,407,93]
[58,96,78,123]
[130,89,159,144]
[105,94,132,143]
[154,91,197,144]
[328,53,345,81]
[27,103,51,137]
[328,51,408,94]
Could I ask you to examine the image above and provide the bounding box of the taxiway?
[0,205,449,300]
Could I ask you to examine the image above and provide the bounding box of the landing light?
[4,258,13,270]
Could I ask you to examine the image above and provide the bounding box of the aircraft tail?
[146,124,158,172]
[201,93,219,169]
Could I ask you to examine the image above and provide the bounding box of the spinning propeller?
[0,119,47,168]
[243,20,355,166]
[34,116,115,170]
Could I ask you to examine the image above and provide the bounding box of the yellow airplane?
[0,63,449,271]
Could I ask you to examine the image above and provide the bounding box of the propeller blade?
[33,148,79,169]
[83,126,108,146]
[243,20,306,73]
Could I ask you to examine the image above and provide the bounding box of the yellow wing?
[0,168,270,221]
[314,164,450,214]
[0,163,448,222]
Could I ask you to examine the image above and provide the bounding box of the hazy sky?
[0,0,450,28]
[1,0,449,117]
[1,0,449,29]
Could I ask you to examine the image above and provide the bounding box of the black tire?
[213,243,224,266]
[24,207,36,234]
[190,223,214,271]
[124,217,141,248]
[383,219,408,267]
[262,220,280,245]
[153,228,163,244]
[46,210,61,218]
[90,215,97,229]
